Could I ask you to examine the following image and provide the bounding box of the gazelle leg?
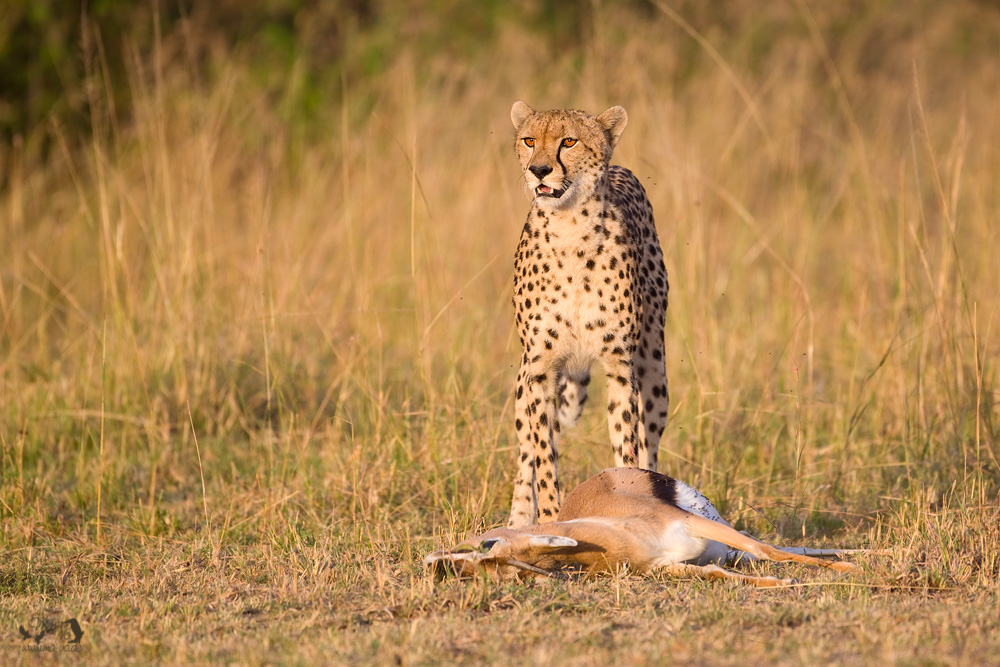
[659,563,793,587]
[685,514,858,574]
[753,542,857,573]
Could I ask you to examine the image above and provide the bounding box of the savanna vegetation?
[2,0,999,663]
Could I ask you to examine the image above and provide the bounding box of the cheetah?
[508,101,670,527]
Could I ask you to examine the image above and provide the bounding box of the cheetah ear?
[511,101,535,129]
[596,106,628,147]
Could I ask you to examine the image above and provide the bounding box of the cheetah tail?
[557,371,590,430]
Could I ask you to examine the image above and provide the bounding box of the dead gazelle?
[426,468,862,587]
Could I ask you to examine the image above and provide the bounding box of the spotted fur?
[508,101,670,527]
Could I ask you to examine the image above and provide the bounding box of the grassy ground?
[2,1,999,664]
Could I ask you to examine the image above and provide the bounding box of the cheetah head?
[510,101,628,209]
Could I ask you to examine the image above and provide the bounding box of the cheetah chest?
[518,209,638,360]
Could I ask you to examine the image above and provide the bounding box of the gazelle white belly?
[668,479,731,565]
[649,520,711,566]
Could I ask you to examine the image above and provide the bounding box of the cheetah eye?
[523,138,535,148]
[562,138,577,148]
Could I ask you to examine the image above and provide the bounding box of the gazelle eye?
[523,138,535,148]
[562,138,577,147]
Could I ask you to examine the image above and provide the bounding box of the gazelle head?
[424,528,580,579]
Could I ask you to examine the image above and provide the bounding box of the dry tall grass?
[2,1,999,663]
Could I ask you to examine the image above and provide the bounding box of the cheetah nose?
[529,164,553,179]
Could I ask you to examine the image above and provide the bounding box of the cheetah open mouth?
[536,185,565,198]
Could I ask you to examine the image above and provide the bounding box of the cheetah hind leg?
[557,369,590,430]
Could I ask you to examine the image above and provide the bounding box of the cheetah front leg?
[635,326,669,472]
[604,358,643,468]
[509,354,561,527]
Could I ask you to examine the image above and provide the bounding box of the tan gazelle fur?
[426,468,860,587]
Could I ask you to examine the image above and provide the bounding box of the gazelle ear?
[596,106,628,147]
[511,101,535,129]
[526,535,578,550]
